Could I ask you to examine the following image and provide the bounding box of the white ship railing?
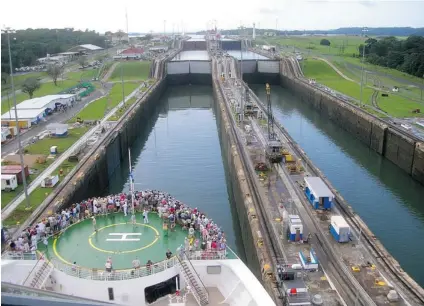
[49,256,178,281]
[2,247,240,281]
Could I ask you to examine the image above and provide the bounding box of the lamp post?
[2,27,31,210]
[359,27,368,107]
[240,25,244,123]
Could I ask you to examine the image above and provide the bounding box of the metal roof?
[79,44,103,51]
[304,176,334,199]
[14,95,75,110]
[1,109,45,120]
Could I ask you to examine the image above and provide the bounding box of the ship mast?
[128,148,135,215]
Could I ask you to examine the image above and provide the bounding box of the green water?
[108,85,244,258]
[252,84,424,287]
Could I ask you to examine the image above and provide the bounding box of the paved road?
[1,84,112,158]
[1,82,144,221]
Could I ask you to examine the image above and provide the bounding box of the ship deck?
[39,212,195,270]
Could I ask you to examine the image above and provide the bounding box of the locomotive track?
[246,81,423,305]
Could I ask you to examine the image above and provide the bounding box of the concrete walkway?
[1,83,143,221]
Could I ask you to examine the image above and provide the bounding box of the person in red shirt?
[211,240,217,250]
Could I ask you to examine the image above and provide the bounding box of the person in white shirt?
[92,217,97,232]
[123,201,128,216]
[143,209,149,224]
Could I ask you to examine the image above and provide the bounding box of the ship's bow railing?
[48,256,178,281]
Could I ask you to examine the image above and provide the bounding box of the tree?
[46,64,64,86]
[320,39,331,46]
[78,56,88,68]
[22,77,41,99]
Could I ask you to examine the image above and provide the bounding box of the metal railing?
[49,256,178,281]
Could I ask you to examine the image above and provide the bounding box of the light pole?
[421,74,423,101]
[240,25,244,123]
[3,27,31,210]
[359,27,368,107]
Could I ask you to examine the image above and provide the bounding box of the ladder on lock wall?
[177,253,209,306]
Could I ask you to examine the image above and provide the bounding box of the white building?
[1,94,76,125]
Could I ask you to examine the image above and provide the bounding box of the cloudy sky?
[2,0,423,33]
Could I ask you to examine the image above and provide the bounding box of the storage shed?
[304,177,334,210]
[330,216,351,243]
[287,215,303,242]
[1,165,29,184]
[46,123,68,137]
[1,174,18,191]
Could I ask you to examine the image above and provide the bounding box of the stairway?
[177,255,209,306]
[26,261,53,289]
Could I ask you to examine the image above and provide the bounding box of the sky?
[1,0,424,33]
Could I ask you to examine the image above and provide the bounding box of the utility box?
[50,146,58,155]
[41,175,59,188]
[330,216,350,243]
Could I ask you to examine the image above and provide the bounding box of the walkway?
[1,83,144,221]
[314,57,356,82]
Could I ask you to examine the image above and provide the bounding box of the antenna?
[128,148,135,215]
[125,8,129,42]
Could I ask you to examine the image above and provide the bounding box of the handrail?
[176,253,208,304]
[22,252,48,286]
[49,256,178,281]
[181,251,209,298]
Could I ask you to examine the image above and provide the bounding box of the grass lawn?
[109,97,137,121]
[3,160,78,227]
[303,59,374,103]
[265,35,367,56]
[303,59,423,117]
[1,79,80,114]
[109,61,151,81]
[1,72,47,94]
[71,82,140,121]
[0,159,54,209]
[24,127,88,155]
[65,69,98,82]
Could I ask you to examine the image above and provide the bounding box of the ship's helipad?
[39,213,191,269]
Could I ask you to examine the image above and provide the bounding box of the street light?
[359,27,368,107]
[2,26,31,210]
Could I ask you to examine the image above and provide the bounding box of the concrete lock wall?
[239,60,257,74]
[183,40,206,51]
[167,61,190,74]
[257,61,280,74]
[52,79,167,208]
[189,61,212,74]
[221,41,241,51]
[280,60,424,185]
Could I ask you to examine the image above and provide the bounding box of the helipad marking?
[106,233,142,241]
[88,223,160,254]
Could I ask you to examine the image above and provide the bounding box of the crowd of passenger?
[6,190,228,273]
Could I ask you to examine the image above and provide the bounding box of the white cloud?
[1,0,423,33]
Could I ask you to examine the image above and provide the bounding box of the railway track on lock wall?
[246,81,424,305]
[242,84,375,306]
[213,63,285,303]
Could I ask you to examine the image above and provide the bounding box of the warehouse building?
[1,94,76,126]
[67,44,103,55]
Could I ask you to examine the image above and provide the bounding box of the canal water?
[252,84,424,287]
[108,85,244,258]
